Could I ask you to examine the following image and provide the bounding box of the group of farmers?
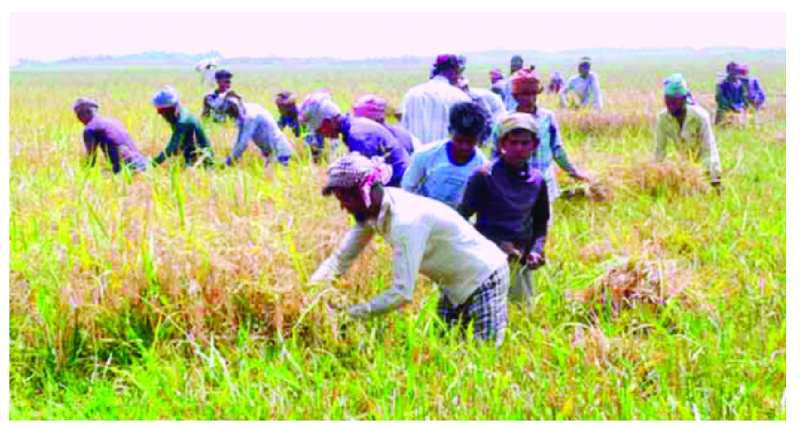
[73,53,766,347]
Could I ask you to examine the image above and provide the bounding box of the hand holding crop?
[525,252,546,270]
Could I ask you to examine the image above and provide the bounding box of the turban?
[73,97,99,112]
[351,95,387,122]
[214,69,233,80]
[498,113,538,140]
[663,73,690,98]
[511,67,544,95]
[299,91,341,131]
[322,153,393,207]
[152,85,180,108]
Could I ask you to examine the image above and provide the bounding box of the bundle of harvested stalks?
[603,160,709,197]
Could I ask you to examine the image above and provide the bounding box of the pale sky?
[9,12,787,63]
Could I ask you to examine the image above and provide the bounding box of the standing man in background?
[202,69,241,123]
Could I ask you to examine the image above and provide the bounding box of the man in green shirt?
[151,86,214,168]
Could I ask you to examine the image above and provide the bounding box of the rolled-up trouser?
[436,263,510,347]
[508,260,534,304]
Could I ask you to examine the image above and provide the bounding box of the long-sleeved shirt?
[715,77,747,113]
[655,104,722,182]
[82,116,148,173]
[458,159,550,257]
[202,89,239,123]
[401,139,487,210]
[385,124,419,156]
[227,102,294,165]
[559,72,604,110]
[310,187,508,315]
[401,75,472,145]
[491,107,577,203]
[340,116,410,187]
[153,109,214,168]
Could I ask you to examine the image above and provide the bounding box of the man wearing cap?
[73,98,148,174]
[202,69,241,123]
[220,96,295,167]
[300,93,409,186]
[559,57,604,110]
[311,153,510,346]
[352,94,420,155]
[714,62,748,125]
[275,91,302,138]
[402,102,490,210]
[459,113,550,303]
[151,85,215,168]
[493,67,590,205]
[657,74,722,187]
[400,54,471,145]
[456,76,507,134]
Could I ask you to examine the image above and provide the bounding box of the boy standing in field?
[656,74,722,187]
[559,56,604,110]
[275,91,302,138]
[351,94,420,155]
[300,93,410,187]
[493,67,590,206]
[401,102,490,210]
[311,153,510,346]
[458,113,550,303]
[73,97,148,174]
[151,86,215,168]
[220,95,295,167]
[202,69,241,123]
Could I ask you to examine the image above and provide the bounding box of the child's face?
[500,130,538,168]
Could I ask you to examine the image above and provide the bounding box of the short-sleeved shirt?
[340,116,410,187]
[83,116,148,173]
[153,109,214,167]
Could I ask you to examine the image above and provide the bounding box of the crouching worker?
[221,96,294,167]
[275,91,301,138]
[73,97,148,174]
[459,113,550,303]
[151,86,214,168]
[310,153,510,346]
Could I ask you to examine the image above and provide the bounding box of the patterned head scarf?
[73,97,99,112]
[511,67,544,95]
[152,85,180,108]
[663,73,690,98]
[322,152,393,207]
[351,95,387,122]
[299,91,342,131]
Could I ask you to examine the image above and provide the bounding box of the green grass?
[9,57,785,420]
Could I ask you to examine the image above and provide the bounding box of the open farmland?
[8,54,786,420]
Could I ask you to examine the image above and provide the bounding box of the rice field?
[8,54,786,420]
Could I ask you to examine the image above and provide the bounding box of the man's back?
[401,76,471,145]
[344,117,410,186]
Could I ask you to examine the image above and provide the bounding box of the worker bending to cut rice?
[73,97,148,174]
[151,86,215,168]
[351,94,419,155]
[220,95,295,167]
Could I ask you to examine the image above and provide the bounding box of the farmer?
[202,69,241,123]
[275,91,302,138]
[714,62,748,125]
[493,67,591,205]
[547,71,565,94]
[310,153,510,346]
[352,94,420,155]
[656,74,722,187]
[220,95,295,167]
[401,101,490,210]
[740,64,767,110]
[458,113,550,303]
[298,91,341,163]
[300,94,410,186]
[456,76,507,131]
[151,85,214,168]
[400,54,471,145]
[559,56,604,110]
[73,97,148,174]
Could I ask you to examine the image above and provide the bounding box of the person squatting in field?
[151,85,215,168]
[275,91,302,138]
[300,93,410,187]
[657,74,722,187]
[400,54,472,145]
[202,69,242,123]
[559,56,604,110]
[492,67,591,206]
[310,153,510,346]
[73,97,148,174]
[298,91,342,163]
[458,113,550,304]
[715,61,766,125]
[220,95,295,168]
[401,101,490,210]
[351,94,420,155]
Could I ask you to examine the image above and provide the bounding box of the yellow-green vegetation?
[9,56,785,420]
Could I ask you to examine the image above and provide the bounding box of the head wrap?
[498,113,538,140]
[322,152,393,207]
[299,91,342,131]
[511,67,544,95]
[275,91,297,106]
[489,68,504,81]
[73,97,99,112]
[152,85,180,108]
[579,56,592,65]
[725,61,740,75]
[215,69,233,80]
[663,73,690,98]
[351,95,387,122]
[432,54,461,77]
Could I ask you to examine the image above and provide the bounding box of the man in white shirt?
[311,153,510,346]
[221,96,295,167]
[401,54,472,145]
[559,56,604,110]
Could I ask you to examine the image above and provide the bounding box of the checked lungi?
[436,264,510,347]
